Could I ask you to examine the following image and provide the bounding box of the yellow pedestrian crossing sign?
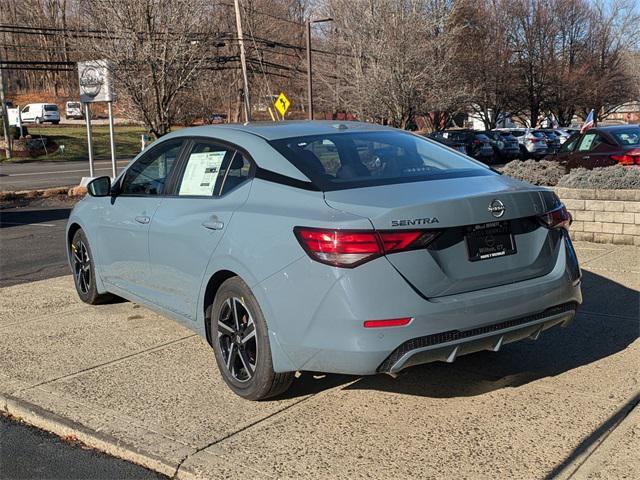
[274,92,291,117]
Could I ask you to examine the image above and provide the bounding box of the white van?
[21,103,60,124]
[65,101,83,119]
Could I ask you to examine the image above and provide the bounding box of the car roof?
[590,124,640,132]
[168,120,395,141]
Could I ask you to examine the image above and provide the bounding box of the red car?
[553,125,640,170]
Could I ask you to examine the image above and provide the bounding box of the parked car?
[21,103,60,124]
[441,130,494,163]
[425,131,467,154]
[67,121,582,400]
[497,128,548,159]
[65,101,84,119]
[540,129,572,144]
[551,125,640,170]
[536,130,561,154]
[480,131,520,162]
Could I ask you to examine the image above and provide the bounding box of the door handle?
[582,156,590,160]
[134,215,150,224]
[202,216,224,230]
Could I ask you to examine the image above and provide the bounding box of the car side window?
[577,133,603,152]
[560,134,581,153]
[177,143,233,196]
[121,140,183,195]
[220,152,252,196]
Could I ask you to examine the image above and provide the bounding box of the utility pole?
[305,21,313,120]
[305,18,333,121]
[234,0,251,122]
[0,63,12,159]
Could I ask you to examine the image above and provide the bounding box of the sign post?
[84,103,94,177]
[78,60,115,181]
[107,101,116,178]
[0,64,12,160]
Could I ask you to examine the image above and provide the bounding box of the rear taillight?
[473,139,482,145]
[538,205,571,230]
[294,227,440,268]
[610,148,640,166]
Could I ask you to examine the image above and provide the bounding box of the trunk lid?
[324,175,562,297]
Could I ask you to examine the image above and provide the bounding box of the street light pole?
[306,17,332,121]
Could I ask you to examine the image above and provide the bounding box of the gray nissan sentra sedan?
[66,121,582,400]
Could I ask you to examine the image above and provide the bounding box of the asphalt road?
[0,204,72,288]
[0,415,166,480]
[0,158,131,191]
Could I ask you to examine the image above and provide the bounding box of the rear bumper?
[378,302,576,374]
[257,235,582,375]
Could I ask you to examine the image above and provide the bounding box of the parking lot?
[0,241,638,479]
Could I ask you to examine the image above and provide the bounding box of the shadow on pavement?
[287,270,638,399]
[0,208,71,228]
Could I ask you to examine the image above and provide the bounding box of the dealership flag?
[580,109,595,133]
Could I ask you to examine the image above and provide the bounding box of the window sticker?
[179,151,226,196]
[578,133,595,152]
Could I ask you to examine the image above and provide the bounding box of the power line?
[218,2,305,27]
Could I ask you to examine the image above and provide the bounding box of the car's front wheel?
[70,229,113,305]
[210,277,294,400]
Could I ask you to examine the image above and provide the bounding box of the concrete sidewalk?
[0,241,638,479]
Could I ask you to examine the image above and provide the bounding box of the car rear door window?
[121,140,183,195]
[219,153,252,196]
[177,143,233,196]
[577,133,604,152]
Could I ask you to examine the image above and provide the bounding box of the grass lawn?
[6,125,147,162]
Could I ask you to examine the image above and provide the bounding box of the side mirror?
[87,176,112,197]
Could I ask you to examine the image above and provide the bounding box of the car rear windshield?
[44,105,58,111]
[269,131,494,191]
[67,102,81,108]
[612,128,640,146]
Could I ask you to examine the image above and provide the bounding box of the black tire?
[210,277,294,400]
[52,121,60,125]
[70,229,113,305]
[35,117,42,124]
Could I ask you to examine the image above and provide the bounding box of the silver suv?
[497,128,548,159]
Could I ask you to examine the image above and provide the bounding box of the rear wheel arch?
[203,269,238,345]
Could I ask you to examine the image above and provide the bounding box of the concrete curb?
[569,394,640,479]
[0,186,85,208]
[549,392,640,480]
[0,186,82,200]
[0,391,199,480]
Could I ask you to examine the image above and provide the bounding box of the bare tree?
[80,0,224,137]
[323,0,466,129]
[456,0,520,129]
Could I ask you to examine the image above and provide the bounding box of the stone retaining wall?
[553,187,640,246]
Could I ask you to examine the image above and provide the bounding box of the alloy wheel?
[72,240,91,295]
[217,297,258,383]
